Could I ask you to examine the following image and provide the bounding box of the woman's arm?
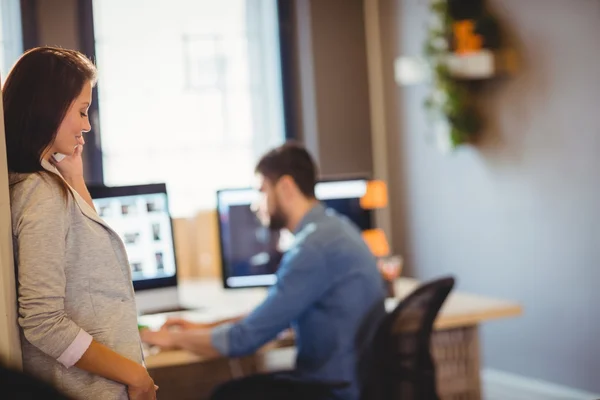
[75,341,156,396]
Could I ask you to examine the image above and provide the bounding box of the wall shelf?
[395,49,517,86]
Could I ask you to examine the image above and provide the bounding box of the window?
[91,0,286,216]
[0,0,23,82]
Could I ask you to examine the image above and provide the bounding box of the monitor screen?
[216,178,373,289]
[88,183,178,291]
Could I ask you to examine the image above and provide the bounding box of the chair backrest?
[360,276,455,400]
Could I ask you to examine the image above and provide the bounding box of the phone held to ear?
[52,153,67,163]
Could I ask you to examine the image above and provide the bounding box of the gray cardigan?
[9,161,144,400]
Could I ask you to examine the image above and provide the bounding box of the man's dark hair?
[255,141,318,198]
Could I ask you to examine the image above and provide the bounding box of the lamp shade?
[362,228,390,258]
[360,180,388,209]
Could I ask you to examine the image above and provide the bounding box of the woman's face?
[48,81,92,157]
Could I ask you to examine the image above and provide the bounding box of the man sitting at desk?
[141,142,386,400]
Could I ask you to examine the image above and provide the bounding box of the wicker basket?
[432,326,482,400]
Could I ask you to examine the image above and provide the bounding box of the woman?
[6,47,157,399]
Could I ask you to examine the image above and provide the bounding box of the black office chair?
[210,371,347,400]
[360,276,455,400]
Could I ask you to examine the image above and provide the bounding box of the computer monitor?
[216,178,373,289]
[87,183,180,314]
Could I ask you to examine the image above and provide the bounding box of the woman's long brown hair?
[3,46,97,196]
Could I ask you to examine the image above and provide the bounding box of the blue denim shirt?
[212,203,386,399]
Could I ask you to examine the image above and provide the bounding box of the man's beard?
[268,205,288,231]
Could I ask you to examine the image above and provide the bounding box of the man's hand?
[140,328,177,351]
[140,325,222,359]
[162,315,247,331]
[162,317,205,331]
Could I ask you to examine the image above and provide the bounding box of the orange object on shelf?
[360,180,388,209]
[362,228,390,258]
[453,20,483,55]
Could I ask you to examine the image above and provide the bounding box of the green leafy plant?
[423,0,481,151]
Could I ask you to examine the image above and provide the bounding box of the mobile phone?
[52,153,67,162]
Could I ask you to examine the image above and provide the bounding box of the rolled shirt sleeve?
[211,241,332,357]
[57,329,93,368]
[15,185,91,366]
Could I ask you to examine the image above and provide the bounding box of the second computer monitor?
[216,178,373,289]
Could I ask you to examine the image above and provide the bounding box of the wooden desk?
[142,278,522,400]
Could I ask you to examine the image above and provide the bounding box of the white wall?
[380,0,600,393]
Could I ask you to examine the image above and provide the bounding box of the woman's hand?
[73,340,158,400]
[49,141,97,210]
[51,143,85,184]
[127,370,158,400]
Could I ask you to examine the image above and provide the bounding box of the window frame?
[77,0,298,185]
[77,0,104,184]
